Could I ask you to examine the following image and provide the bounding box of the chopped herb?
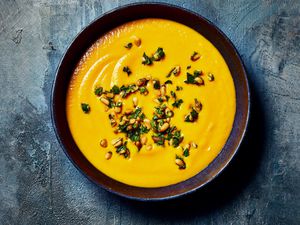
[120,84,138,98]
[153,47,165,61]
[175,155,186,169]
[139,86,148,94]
[167,66,181,77]
[183,148,189,157]
[176,86,183,91]
[94,87,103,96]
[164,80,173,85]
[142,52,153,65]
[124,42,133,49]
[111,85,120,94]
[123,66,132,76]
[187,65,191,69]
[153,80,161,90]
[184,109,199,122]
[191,51,200,61]
[81,103,90,113]
[184,70,204,85]
[170,91,176,99]
[172,99,183,108]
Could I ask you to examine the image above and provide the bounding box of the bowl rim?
[51,2,250,201]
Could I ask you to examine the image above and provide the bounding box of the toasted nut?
[100,97,110,105]
[175,158,185,168]
[143,119,151,129]
[114,107,122,113]
[159,123,169,132]
[146,144,153,151]
[129,118,136,124]
[191,142,198,148]
[195,77,204,85]
[194,99,202,112]
[119,149,126,154]
[126,125,133,131]
[141,136,147,145]
[105,151,112,160]
[135,141,142,149]
[191,52,201,61]
[112,138,123,147]
[100,139,108,148]
[146,75,152,80]
[133,97,138,107]
[110,119,117,127]
[136,78,147,87]
[160,85,166,96]
[173,66,181,76]
[125,109,133,115]
[208,73,214,81]
[113,129,119,134]
[132,36,141,46]
[106,93,114,98]
[184,144,191,150]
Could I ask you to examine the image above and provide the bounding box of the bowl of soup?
[51,3,250,200]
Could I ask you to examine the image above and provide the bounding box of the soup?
[66,19,236,187]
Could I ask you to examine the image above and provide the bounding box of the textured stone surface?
[0,0,299,224]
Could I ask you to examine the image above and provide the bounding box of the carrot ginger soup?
[66,19,236,187]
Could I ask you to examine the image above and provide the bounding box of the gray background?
[1,0,299,224]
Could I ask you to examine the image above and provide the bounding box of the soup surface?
[66,19,236,187]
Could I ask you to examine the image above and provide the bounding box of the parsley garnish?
[124,43,133,49]
[81,103,90,113]
[123,66,132,76]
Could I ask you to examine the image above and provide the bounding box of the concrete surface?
[0,0,299,224]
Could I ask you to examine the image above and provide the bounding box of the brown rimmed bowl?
[51,3,250,201]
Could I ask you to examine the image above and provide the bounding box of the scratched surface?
[0,0,299,224]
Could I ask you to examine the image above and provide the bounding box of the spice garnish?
[124,43,133,49]
[123,66,132,76]
[190,51,200,61]
[81,103,90,113]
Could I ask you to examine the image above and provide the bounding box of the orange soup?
[66,19,236,187]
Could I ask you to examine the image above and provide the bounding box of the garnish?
[184,99,202,122]
[190,51,200,61]
[123,66,132,76]
[184,70,204,85]
[176,86,183,91]
[100,139,108,148]
[187,65,191,69]
[94,87,103,96]
[175,155,186,169]
[142,52,153,65]
[166,66,180,78]
[111,85,120,94]
[124,42,133,49]
[172,99,183,108]
[183,144,190,157]
[170,91,176,99]
[164,80,173,85]
[153,79,161,90]
[208,73,215,81]
[81,103,90,113]
[153,47,165,61]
